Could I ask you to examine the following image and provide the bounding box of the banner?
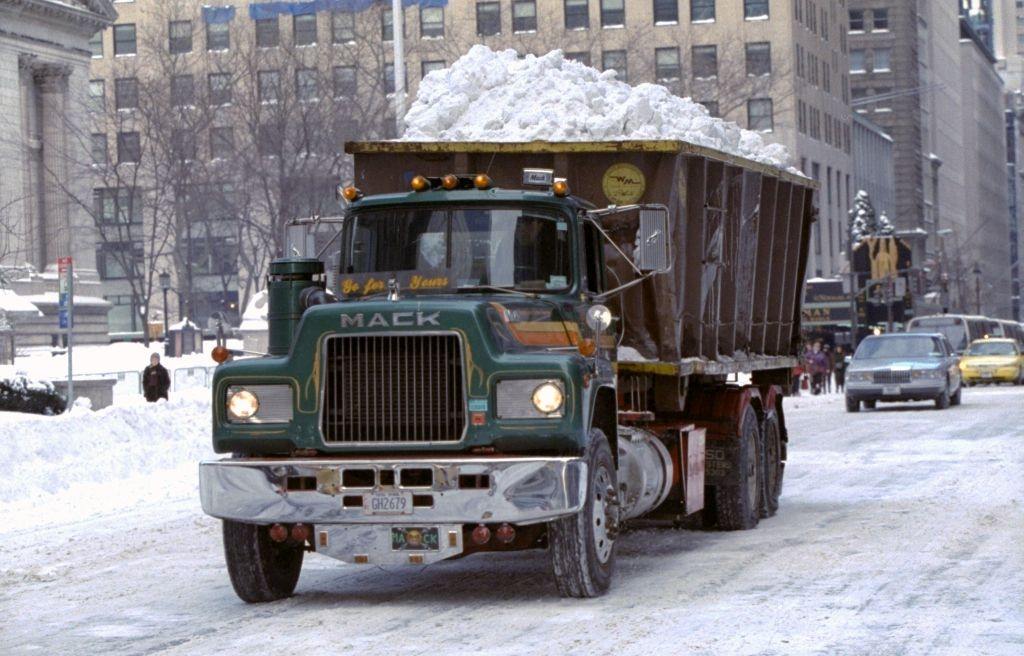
[249,0,447,20]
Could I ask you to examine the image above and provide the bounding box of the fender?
[682,385,763,487]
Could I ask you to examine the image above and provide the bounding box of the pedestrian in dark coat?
[143,353,170,402]
[834,345,848,392]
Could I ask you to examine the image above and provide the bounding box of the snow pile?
[849,190,894,242]
[403,45,792,169]
[0,389,212,526]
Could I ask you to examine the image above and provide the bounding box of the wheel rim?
[746,434,758,508]
[592,465,614,564]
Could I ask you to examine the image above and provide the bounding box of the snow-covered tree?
[849,190,894,242]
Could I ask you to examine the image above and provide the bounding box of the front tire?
[549,429,616,598]
[950,384,962,406]
[935,385,951,410]
[223,520,304,603]
[845,396,860,413]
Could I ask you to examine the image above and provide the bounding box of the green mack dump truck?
[200,140,815,601]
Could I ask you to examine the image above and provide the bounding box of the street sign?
[57,257,73,408]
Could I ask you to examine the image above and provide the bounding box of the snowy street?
[2,386,1021,655]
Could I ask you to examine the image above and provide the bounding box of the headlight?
[532,382,565,414]
[495,379,565,419]
[225,385,293,423]
[227,389,259,420]
[848,371,870,382]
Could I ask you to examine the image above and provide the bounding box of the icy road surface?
[3,387,1022,656]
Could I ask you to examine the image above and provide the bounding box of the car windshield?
[340,206,572,293]
[854,336,943,360]
[967,341,1019,356]
[907,317,968,351]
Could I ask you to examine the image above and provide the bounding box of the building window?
[872,48,891,72]
[94,188,142,225]
[172,128,196,161]
[384,63,395,94]
[849,9,864,31]
[746,42,771,75]
[872,9,888,31]
[89,79,105,112]
[743,0,769,20]
[692,45,717,79]
[602,49,627,82]
[601,0,625,27]
[97,242,144,280]
[169,20,192,54]
[747,98,773,131]
[89,30,103,57]
[477,2,501,36]
[208,73,232,105]
[333,66,356,97]
[564,0,589,29]
[691,0,715,22]
[872,87,892,112]
[257,70,280,103]
[296,68,318,101]
[113,24,137,55]
[117,132,141,163]
[210,127,234,159]
[91,133,108,165]
[653,0,678,24]
[206,21,229,50]
[421,60,445,79]
[258,124,281,155]
[655,47,681,81]
[849,49,866,73]
[255,17,279,48]
[565,51,591,66]
[513,1,537,32]
[114,77,138,110]
[421,7,444,37]
[699,100,719,116]
[332,11,355,42]
[170,74,194,106]
[294,13,317,46]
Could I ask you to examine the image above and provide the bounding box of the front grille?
[873,370,912,385]
[322,334,465,444]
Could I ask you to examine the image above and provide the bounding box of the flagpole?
[392,0,406,136]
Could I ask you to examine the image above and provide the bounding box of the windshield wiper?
[456,285,538,298]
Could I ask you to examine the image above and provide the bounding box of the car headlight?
[225,385,293,423]
[495,379,565,419]
[532,382,564,414]
[913,368,944,379]
[848,371,870,382]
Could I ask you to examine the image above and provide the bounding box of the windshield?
[907,317,967,351]
[854,336,944,360]
[967,341,1019,356]
[340,207,572,294]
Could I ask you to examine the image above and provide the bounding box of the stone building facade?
[0,0,116,345]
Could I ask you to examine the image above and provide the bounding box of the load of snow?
[402,45,792,170]
[0,389,212,528]
[168,317,199,331]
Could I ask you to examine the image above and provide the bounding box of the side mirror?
[635,206,670,273]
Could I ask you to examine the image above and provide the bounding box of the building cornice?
[0,0,117,33]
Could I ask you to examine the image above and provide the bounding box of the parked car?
[845,333,962,412]
[959,338,1023,385]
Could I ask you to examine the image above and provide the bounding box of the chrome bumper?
[199,457,587,526]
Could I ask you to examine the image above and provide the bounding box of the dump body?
[348,140,816,374]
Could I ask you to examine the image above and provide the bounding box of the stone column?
[34,63,73,265]
[17,54,43,270]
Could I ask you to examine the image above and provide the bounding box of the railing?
[73,365,218,398]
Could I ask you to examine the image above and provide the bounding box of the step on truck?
[200,140,816,601]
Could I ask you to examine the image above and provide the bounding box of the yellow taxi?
[959,338,1024,385]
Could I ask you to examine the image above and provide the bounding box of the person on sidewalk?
[143,353,170,402]
[834,345,848,393]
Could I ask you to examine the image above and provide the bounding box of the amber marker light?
[474,173,493,189]
[441,174,459,190]
[410,175,430,192]
[211,345,231,363]
[552,180,570,197]
[341,186,362,202]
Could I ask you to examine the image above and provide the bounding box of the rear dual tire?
[704,406,763,531]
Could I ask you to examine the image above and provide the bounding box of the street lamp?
[159,270,171,337]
